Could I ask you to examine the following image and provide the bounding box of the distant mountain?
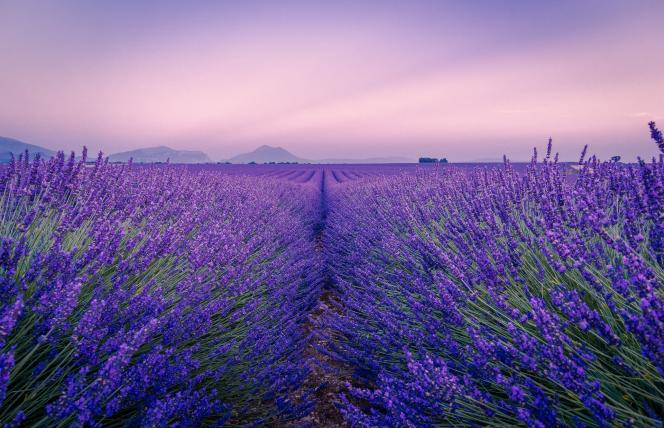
[108,146,211,163]
[228,145,308,163]
[228,146,416,164]
[0,136,55,163]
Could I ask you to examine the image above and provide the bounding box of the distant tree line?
[418,157,448,163]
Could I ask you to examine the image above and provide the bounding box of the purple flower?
[648,121,664,154]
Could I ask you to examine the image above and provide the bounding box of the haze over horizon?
[1,0,663,162]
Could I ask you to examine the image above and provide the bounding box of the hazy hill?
[229,145,308,163]
[0,137,415,165]
[228,145,415,164]
[108,146,211,163]
[0,136,55,162]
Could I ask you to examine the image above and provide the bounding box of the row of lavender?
[0,152,323,426]
[324,137,663,425]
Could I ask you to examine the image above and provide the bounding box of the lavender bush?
[1,124,663,427]
[324,134,663,426]
[0,151,321,426]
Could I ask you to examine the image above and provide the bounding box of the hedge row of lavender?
[325,141,663,426]
[0,152,321,426]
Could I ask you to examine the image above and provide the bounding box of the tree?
[419,157,448,163]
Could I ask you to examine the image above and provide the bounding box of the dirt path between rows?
[291,170,351,427]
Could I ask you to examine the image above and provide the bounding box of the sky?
[1,0,663,162]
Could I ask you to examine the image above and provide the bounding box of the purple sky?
[1,0,663,161]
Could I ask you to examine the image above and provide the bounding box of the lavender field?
[1,128,663,427]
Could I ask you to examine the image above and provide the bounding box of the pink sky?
[1,1,663,161]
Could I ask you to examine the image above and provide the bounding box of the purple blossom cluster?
[0,151,322,425]
[324,139,663,425]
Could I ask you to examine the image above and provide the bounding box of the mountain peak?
[108,146,211,163]
[0,136,55,163]
[229,145,307,163]
[255,145,288,152]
